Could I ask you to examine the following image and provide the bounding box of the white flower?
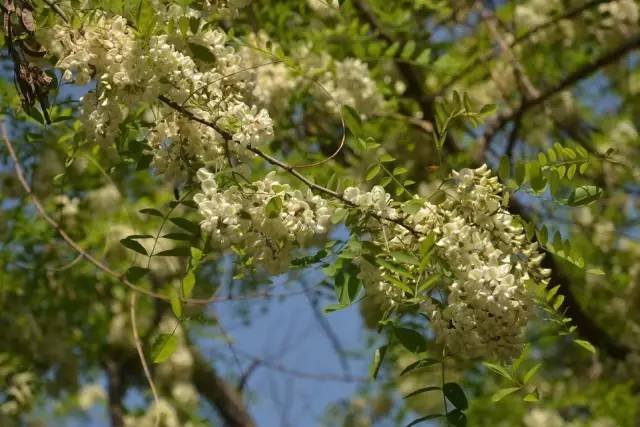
[194,168,334,275]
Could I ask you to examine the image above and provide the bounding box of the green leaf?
[182,271,196,298]
[322,303,349,313]
[190,247,203,264]
[169,288,182,319]
[491,387,522,402]
[498,156,510,182]
[162,232,194,241]
[523,390,539,402]
[189,42,216,62]
[139,208,163,217]
[403,386,441,399]
[265,196,283,219]
[429,189,447,205]
[523,363,542,384]
[480,103,496,114]
[415,48,431,65]
[529,163,546,192]
[417,275,439,292]
[365,164,381,181]
[331,207,348,224]
[446,409,467,427]
[120,238,148,256]
[553,294,565,310]
[335,264,362,305]
[391,250,420,265]
[574,339,597,354]
[126,266,151,282]
[393,167,408,176]
[400,358,440,375]
[369,345,387,379]
[515,161,526,186]
[567,185,602,206]
[151,334,178,363]
[394,327,427,353]
[341,105,362,136]
[545,285,560,302]
[155,246,191,257]
[126,234,154,240]
[443,382,468,410]
[401,40,416,59]
[483,362,514,381]
[586,268,605,275]
[170,217,201,234]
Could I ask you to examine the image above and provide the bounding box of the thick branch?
[440,0,609,93]
[191,349,256,427]
[509,201,630,359]
[104,358,125,427]
[481,34,640,147]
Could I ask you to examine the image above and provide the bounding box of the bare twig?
[40,0,69,23]
[301,280,351,377]
[129,292,161,427]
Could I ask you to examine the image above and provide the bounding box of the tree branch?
[104,358,125,427]
[191,349,256,427]
[440,0,609,93]
[481,34,640,148]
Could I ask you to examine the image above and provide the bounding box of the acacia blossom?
[194,168,333,274]
[342,165,549,359]
[195,164,548,359]
[43,12,272,179]
[240,33,385,118]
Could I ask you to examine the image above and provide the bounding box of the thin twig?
[158,95,422,236]
[1,124,167,300]
[41,0,69,23]
[129,292,161,427]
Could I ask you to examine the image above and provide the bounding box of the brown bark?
[192,349,256,427]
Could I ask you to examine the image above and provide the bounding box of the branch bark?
[481,34,640,148]
[104,358,125,427]
[191,349,256,427]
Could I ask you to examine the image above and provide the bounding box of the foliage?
[1,0,640,426]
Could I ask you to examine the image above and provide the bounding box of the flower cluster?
[194,168,333,274]
[240,34,384,118]
[317,57,384,118]
[306,0,340,16]
[43,10,272,179]
[423,167,547,359]
[342,165,548,359]
[194,162,546,358]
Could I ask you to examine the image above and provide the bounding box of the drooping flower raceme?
[240,33,385,118]
[194,168,333,274]
[43,11,273,179]
[195,164,548,359]
[342,165,549,359]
